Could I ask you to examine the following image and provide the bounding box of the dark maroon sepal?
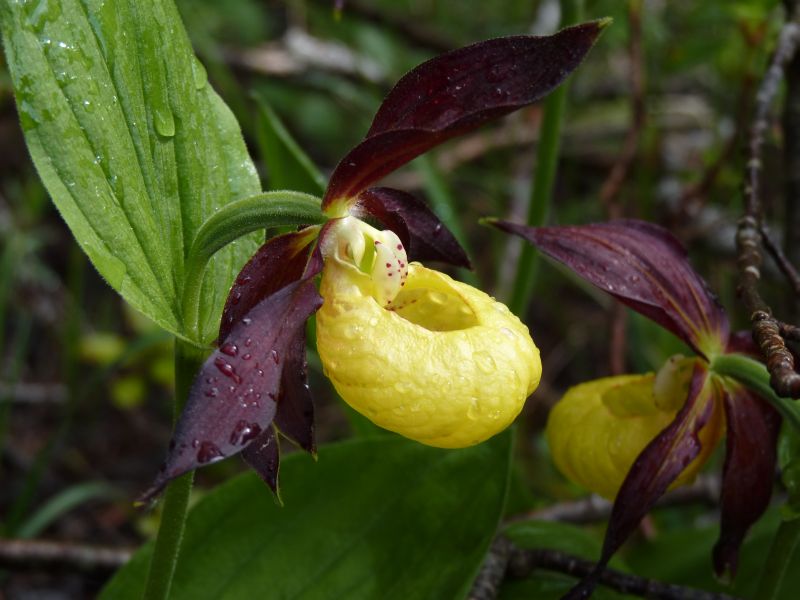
[726,330,760,356]
[242,424,281,495]
[139,279,323,502]
[322,21,607,210]
[565,363,718,599]
[492,219,729,359]
[357,187,470,268]
[219,228,318,342]
[274,330,316,454]
[713,386,780,576]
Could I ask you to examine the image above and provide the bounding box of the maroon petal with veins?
[322,21,607,211]
[565,362,718,599]
[140,279,323,501]
[713,385,780,576]
[242,425,281,494]
[357,187,470,268]
[492,219,729,359]
[274,329,316,454]
[219,227,318,342]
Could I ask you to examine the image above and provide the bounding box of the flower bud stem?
[180,192,325,342]
[710,353,800,434]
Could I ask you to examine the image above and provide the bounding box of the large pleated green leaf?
[1,0,261,343]
[101,433,512,599]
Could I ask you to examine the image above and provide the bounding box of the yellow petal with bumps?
[546,373,723,499]
[317,261,541,448]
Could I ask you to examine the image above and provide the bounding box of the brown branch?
[609,304,628,375]
[0,538,133,571]
[781,321,800,342]
[736,9,800,398]
[598,0,645,219]
[507,548,742,600]
[467,536,513,600]
[676,24,761,216]
[785,0,800,275]
[760,222,800,295]
[0,381,67,404]
[505,474,720,526]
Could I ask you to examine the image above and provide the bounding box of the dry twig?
[507,548,741,600]
[598,0,646,219]
[0,538,133,571]
[469,535,739,600]
[505,474,720,526]
[736,7,800,397]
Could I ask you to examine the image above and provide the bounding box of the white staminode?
[324,216,409,307]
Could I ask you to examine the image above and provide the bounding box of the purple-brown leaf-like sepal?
[493,219,729,359]
[323,20,608,212]
[274,330,316,454]
[565,362,721,599]
[357,187,470,268]
[219,227,319,342]
[242,424,281,494]
[713,385,780,576]
[142,279,323,501]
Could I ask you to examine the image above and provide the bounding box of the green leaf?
[624,507,800,600]
[502,520,604,561]
[16,481,119,539]
[254,94,326,195]
[500,573,630,600]
[1,0,262,344]
[101,433,513,599]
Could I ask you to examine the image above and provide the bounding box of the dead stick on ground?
[505,474,720,526]
[469,537,741,600]
[507,547,742,600]
[0,538,133,571]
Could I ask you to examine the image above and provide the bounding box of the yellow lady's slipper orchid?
[546,360,724,499]
[317,217,541,448]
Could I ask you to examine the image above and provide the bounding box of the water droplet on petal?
[220,343,238,357]
[473,351,496,373]
[467,397,481,420]
[214,357,241,384]
[229,420,262,446]
[196,441,222,464]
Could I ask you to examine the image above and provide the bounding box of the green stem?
[755,517,800,600]
[141,339,207,600]
[181,191,325,340]
[710,353,800,433]
[508,0,584,316]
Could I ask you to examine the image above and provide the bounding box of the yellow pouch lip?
[316,261,541,448]
[547,371,724,500]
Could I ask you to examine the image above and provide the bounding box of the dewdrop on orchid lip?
[316,217,542,449]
